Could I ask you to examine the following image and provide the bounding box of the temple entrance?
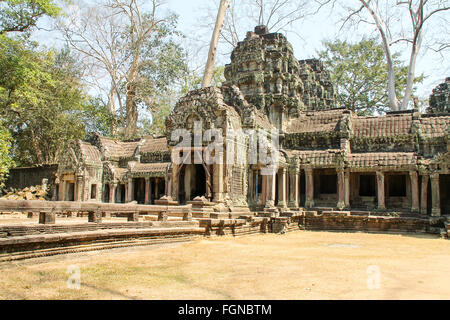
[133,178,146,204]
[178,164,207,204]
[440,174,450,215]
[66,182,75,201]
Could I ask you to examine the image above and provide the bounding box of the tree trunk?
[400,31,422,110]
[202,0,230,88]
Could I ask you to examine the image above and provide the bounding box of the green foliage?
[0,122,14,188]
[0,36,91,165]
[0,0,61,34]
[318,38,423,115]
[181,65,225,95]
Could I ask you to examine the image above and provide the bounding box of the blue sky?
[32,0,449,100]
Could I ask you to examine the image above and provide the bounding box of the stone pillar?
[264,167,276,208]
[305,168,314,208]
[420,174,429,215]
[409,171,419,213]
[172,163,179,200]
[344,171,350,208]
[167,176,172,198]
[213,154,225,202]
[288,168,299,208]
[277,168,287,208]
[109,183,116,203]
[39,211,55,224]
[144,178,150,204]
[75,175,83,202]
[127,177,133,203]
[376,171,386,210]
[337,169,345,210]
[431,173,441,216]
[261,174,267,205]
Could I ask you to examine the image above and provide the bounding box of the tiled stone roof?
[353,114,413,137]
[349,152,417,168]
[420,116,449,138]
[140,136,169,153]
[79,141,102,164]
[286,109,344,133]
[291,149,341,166]
[97,136,140,159]
[130,162,169,174]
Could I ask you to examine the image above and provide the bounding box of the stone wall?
[428,77,450,114]
[4,164,58,191]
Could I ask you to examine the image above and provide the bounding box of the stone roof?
[286,109,344,134]
[130,162,169,174]
[353,113,413,137]
[349,152,417,168]
[420,116,449,138]
[140,136,169,153]
[96,136,140,159]
[291,149,341,167]
[79,141,102,164]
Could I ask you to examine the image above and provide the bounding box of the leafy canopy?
[318,38,423,115]
[0,0,60,34]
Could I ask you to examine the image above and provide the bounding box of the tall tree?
[316,0,450,111]
[318,38,423,115]
[59,0,187,139]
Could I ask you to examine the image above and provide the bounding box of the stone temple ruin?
[53,26,449,217]
[1,26,449,256]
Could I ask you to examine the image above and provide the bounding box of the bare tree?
[201,0,310,52]
[58,0,178,139]
[317,0,450,111]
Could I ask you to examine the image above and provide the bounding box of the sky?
[32,0,450,101]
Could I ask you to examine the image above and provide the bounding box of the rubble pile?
[1,185,50,201]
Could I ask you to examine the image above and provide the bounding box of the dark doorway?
[319,174,337,194]
[104,184,110,203]
[440,174,450,215]
[133,178,146,204]
[389,175,406,197]
[359,175,376,196]
[299,169,305,206]
[118,184,126,203]
[178,164,207,204]
[67,182,75,201]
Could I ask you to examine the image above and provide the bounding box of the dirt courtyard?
[0,230,449,300]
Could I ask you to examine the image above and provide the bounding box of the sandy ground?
[0,230,449,300]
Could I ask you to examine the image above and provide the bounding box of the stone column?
[109,183,116,203]
[264,167,276,208]
[58,181,65,201]
[420,174,429,215]
[167,176,172,198]
[344,171,350,208]
[261,174,267,205]
[277,168,287,208]
[409,171,419,213]
[127,177,133,203]
[75,175,83,202]
[288,168,299,208]
[305,168,314,208]
[376,171,386,210]
[431,173,441,216]
[213,156,225,202]
[337,169,345,210]
[172,163,179,200]
[144,178,150,204]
